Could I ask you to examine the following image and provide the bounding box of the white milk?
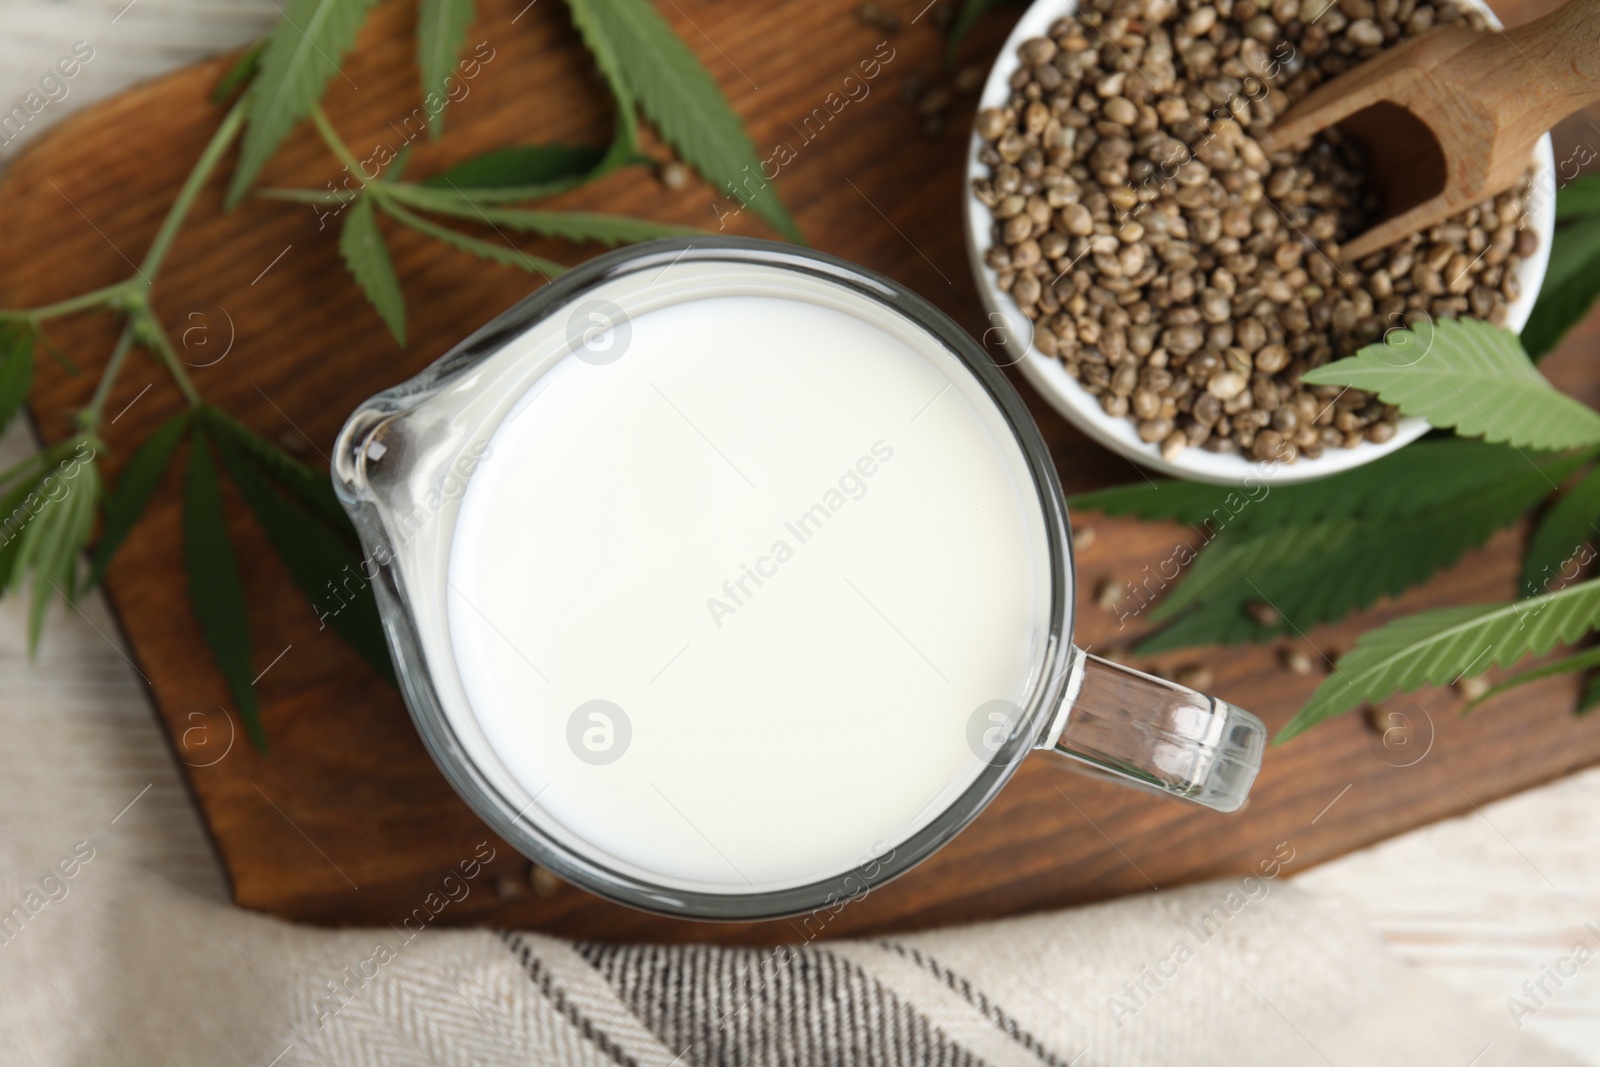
[441,268,1054,893]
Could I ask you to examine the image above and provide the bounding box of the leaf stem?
[76,325,139,431]
[255,187,353,206]
[136,313,202,408]
[309,106,374,193]
[58,100,246,436]
[138,98,250,287]
[4,100,247,439]
[0,281,137,324]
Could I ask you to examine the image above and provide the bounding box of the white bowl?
[963,0,1555,486]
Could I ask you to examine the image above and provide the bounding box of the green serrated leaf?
[1556,174,1600,222]
[1301,318,1600,450]
[420,143,605,190]
[184,428,265,750]
[390,115,643,210]
[1522,464,1600,597]
[339,195,406,345]
[378,200,566,275]
[1069,438,1542,533]
[597,100,644,172]
[228,0,380,205]
[212,40,265,103]
[1147,519,1345,624]
[1070,477,1255,527]
[565,0,800,242]
[1137,454,1578,654]
[1465,644,1600,712]
[569,4,640,165]
[196,406,347,532]
[89,412,191,588]
[1582,672,1600,713]
[0,474,43,591]
[1279,576,1600,741]
[0,449,56,494]
[403,200,703,245]
[1523,211,1600,360]
[0,322,35,435]
[416,0,475,138]
[211,428,394,683]
[11,441,99,653]
[386,143,412,182]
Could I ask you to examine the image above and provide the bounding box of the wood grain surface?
[2,0,1598,944]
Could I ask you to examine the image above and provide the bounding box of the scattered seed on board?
[659,161,690,190]
[1095,576,1125,610]
[1456,675,1491,701]
[955,65,987,94]
[495,874,530,900]
[1363,704,1390,734]
[972,0,1532,463]
[1246,601,1280,626]
[530,865,562,897]
[1280,646,1313,675]
[1074,525,1098,549]
[856,2,901,32]
[1174,663,1213,688]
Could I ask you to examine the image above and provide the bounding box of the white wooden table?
[1,1,1596,1059]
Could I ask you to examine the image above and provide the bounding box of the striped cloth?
[0,854,1580,1067]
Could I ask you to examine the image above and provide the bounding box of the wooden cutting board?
[3,0,1598,944]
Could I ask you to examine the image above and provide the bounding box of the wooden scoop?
[1259,0,1600,261]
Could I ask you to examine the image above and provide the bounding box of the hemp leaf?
[393,111,643,209]
[379,199,567,276]
[565,0,802,242]
[0,476,39,593]
[1136,455,1577,653]
[1523,210,1600,360]
[228,0,380,206]
[90,411,190,587]
[1555,174,1600,222]
[206,412,393,683]
[339,195,406,345]
[420,143,607,190]
[401,201,704,245]
[1300,318,1600,451]
[199,406,348,530]
[0,323,35,435]
[1070,438,1543,532]
[417,0,476,137]
[212,40,264,103]
[1279,577,1600,741]
[1522,464,1600,597]
[183,428,265,750]
[1464,644,1600,711]
[5,440,100,651]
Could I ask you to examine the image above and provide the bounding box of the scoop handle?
[1477,0,1600,136]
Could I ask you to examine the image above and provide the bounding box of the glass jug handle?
[1042,646,1266,813]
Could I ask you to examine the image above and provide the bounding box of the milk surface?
[445,282,1053,893]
